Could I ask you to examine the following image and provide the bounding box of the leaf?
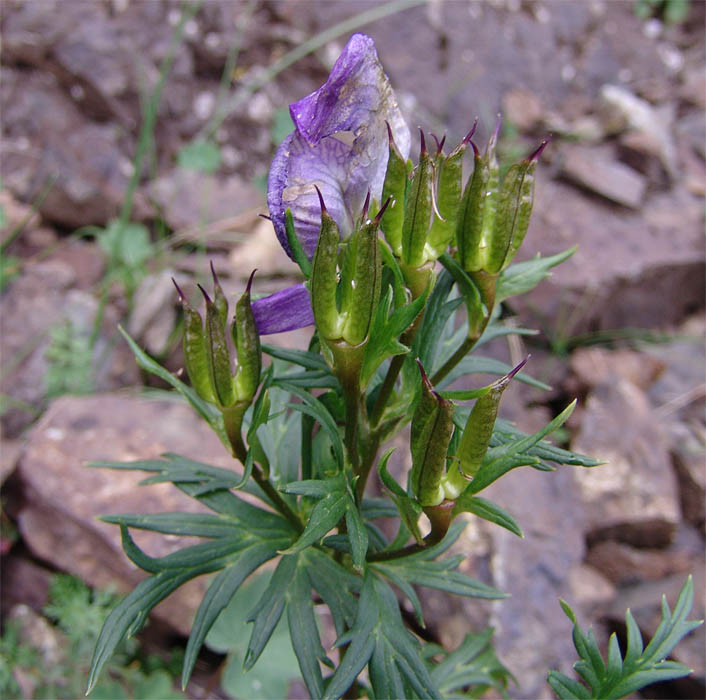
[549,577,703,700]
[360,282,429,387]
[496,247,576,302]
[324,571,439,700]
[345,502,369,572]
[279,381,344,468]
[181,538,285,688]
[245,554,298,670]
[429,628,513,695]
[88,569,198,693]
[287,564,327,698]
[452,494,523,537]
[439,354,551,391]
[98,219,154,268]
[99,512,242,539]
[261,344,330,371]
[281,476,348,554]
[117,327,229,447]
[177,139,222,173]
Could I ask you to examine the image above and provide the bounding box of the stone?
[128,269,179,356]
[571,379,681,546]
[148,170,265,232]
[0,439,23,484]
[16,393,244,637]
[558,143,647,209]
[586,540,692,585]
[228,216,298,281]
[0,249,138,437]
[502,88,544,132]
[570,347,665,392]
[598,84,678,177]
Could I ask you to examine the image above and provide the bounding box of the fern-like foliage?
[547,576,703,700]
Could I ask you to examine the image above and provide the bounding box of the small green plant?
[549,577,701,699]
[0,574,183,700]
[635,0,691,23]
[45,319,95,399]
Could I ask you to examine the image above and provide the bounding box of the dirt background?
[1,1,704,698]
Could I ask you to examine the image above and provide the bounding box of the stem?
[370,354,405,426]
[251,465,303,532]
[430,334,476,386]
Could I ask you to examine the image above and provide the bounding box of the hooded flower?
[266,33,410,260]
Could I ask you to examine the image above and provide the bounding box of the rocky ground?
[1,1,704,699]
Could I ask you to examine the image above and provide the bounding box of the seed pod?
[210,261,229,329]
[426,123,476,259]
[456,117,501,273]
[201,285,235,408]
[341,201,385,346]
[232,270,261,403]
[496,140,547,272]
[411,361,454,507]
[458,358,527,477]
[173,280,215,403]
[380,122,409,257]
[401,131,433,268]
[310,187,343,341]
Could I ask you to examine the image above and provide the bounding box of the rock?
[570,347,665,392]
[0,556,54,619]
[571,379,681,547]
[16,393,243,637]
[228,216,298,280]
[148,169,264,232]
[8,604,66,668]
[513,175,705,333]
[0,249,138,437]
[128,269,179,356]
[586,540,692,585]
[502,88,544,132]
[598,84,678,177]
[567,563,616,615]
[558,143,648,209]
[0,439,23,484]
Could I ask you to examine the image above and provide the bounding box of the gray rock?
[16,393,242,637]
[571,379,681,546]
[128,269,179,356]
[558,143,647,209]
[570,347,665,392]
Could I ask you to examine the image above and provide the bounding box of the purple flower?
[253,34,409,336]
[251,283,314,335]
[267,33,410,260]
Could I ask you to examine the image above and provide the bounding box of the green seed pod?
[232,270,261,403]
[201,284,235,408]
[456,118,501,273]
[426,123,475,260]
[401,131,433,268]
[341,198,385,346]
[380,122,409,257]
[173,280,215,403]
[411,361,454,507]
[311,187,343,341]
[210,261,229,329]
[458,357,527,477]
[495,141,547,272]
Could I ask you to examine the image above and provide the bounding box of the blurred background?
[0,1,704,698]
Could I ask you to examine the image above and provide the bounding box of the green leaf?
[181,538,284,688]
[429,628,513,695]
[281,476,348,554]
[287,564,327,698]
[117,327,229,447]
[440,354,551,391]
[302,549,359,637]
[284,208,313,279]
[177,139,222,173]
[345,502,369,572]
[261,344,330,371]
[324,571,439,700]
[279,381,344,468]
[98,220,154,268]
[549,576,703,700]
[100,512,243,540]
[496,247,576,303]
[377,448,424,545]
[452,494,523,537]
[88,569,197,693]
[245,554,298,670]
[360,282,429,387]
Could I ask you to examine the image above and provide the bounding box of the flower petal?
[251,283,314,335]
[267,33,410,260]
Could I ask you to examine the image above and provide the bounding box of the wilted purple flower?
[267,33,410,260]
[252,33,409,335]
[251,283,314,335]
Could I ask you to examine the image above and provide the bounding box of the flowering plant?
[89,34,700,699]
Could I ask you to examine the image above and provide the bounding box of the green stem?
[430,334,477,386]
[251,466,303,533]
